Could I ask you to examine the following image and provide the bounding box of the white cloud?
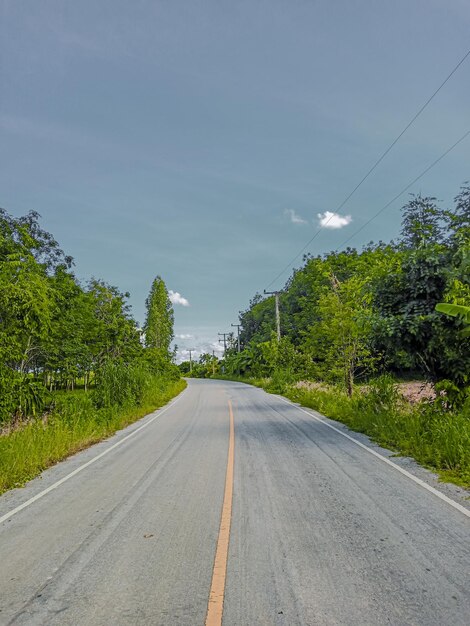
[176,333,193,339]
[317,211,352,229]
[176,341,224,364]
[284,208,307,225]
[169,290,190,306]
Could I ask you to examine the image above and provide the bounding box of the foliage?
[308,274,376,395]
[144,276,174,354]
[435,303,470,337]
[92,360,153,409]
[0,368,52,423]
[400,194,445,248]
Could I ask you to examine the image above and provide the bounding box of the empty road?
[0,379,469,625]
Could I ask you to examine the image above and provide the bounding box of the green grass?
[0,378,186,494]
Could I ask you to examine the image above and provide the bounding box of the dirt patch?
[397,381,436,404]
[294,379,436,405]
[293,380,331,393]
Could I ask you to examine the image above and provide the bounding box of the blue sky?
[1,0,469,360]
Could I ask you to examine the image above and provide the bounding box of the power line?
[265,47,470,290]
[334,49,470,214]
[337,128,470,250]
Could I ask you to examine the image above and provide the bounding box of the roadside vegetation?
[0,208,184,493]
[182,184,470,487]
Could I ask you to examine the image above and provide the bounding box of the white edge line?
[0,388,187,525]
[275,395,470,519]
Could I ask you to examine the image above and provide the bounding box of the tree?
[239,293,276,347]
[449,183,470,245]
[87,279,141,366]
[144,276,174,354]
[0,211,57,374]
[400,194,445,248]
[309,274,375,396]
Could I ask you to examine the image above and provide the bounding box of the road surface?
[0,379,469,625]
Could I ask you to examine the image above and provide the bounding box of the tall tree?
[144,276,174,353]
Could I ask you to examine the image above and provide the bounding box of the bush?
[92,360,153,409]
[264,368,296,394]
[0,368,52,424]
[354,374,401,414]
[142,348,181,380]
[434,380,470,409]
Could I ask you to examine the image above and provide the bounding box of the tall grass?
[0,376,186,493]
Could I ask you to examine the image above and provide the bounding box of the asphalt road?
[0,379,469,625]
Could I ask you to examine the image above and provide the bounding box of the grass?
[218,373,470,489]
[0,377,186,494]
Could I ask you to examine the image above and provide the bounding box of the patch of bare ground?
[396,381,436,404]
[294,380,331,393]
[294,379,436,405]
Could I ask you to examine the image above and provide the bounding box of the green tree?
[144,276,174,353]
[400,194,445,248]
[87,279,141,366]
[449,183,470,245]
[309,274,375,396]
[239,293,276,346]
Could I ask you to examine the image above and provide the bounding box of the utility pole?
[212,350,216,376]
[231,323,242,377]
[264,290,281,341]
[218,333,228,358]
[231,323,242,353]
[188,349,194,373]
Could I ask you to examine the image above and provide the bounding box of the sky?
[1,0,469,361]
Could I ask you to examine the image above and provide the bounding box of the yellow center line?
[205,399,235,626]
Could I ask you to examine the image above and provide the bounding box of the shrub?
[92,360,153,409]
[0,368,52,424]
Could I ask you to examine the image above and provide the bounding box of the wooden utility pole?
[218,333,228,358]
[264,290,281,341]
[188,349,194,373]
[231,323,242,352]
